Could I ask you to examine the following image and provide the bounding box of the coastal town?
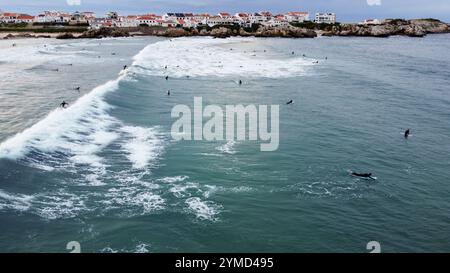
[0,10,342,28]
[1,9,448,39]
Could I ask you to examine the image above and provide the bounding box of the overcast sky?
[1,0,450,22]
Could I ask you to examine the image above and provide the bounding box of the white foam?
[216,140,236,154]
[203,185,253,198]
[102,187,165,216]
[185,197,222,221]
[170,182,201,198]
[121,126,164,169]
[133,37,314,78]
[157,175,189,183]
[0,190,34,211]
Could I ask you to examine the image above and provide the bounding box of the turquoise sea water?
[0,35,449,252]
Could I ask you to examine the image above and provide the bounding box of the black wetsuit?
[286,100,293,105]
[404,129,410,138]
[60,101,69,108]
[351,172,372,178]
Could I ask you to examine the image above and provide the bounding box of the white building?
[217,12,232,20]
[234,13,251,26]
[284,12,309,22]
[203,16,234,27]
[137,15,162,26]
[315,12,336,24]
[262,18,289,27]
[0,12,35,23]
[359,19,381,25]
[249,13,265,24]
[193,13,210,21]
[35,11,71,23]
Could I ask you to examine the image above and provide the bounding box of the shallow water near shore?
[1,35,450,252]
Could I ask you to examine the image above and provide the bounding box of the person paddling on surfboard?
[404,129,410,139]
[286,100,294,105]
[350,171,374,179]
[60,101,69,108]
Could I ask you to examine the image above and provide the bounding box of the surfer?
[286,100,294,105]
[60,101,69,108]
[165,76,169,81]
[292,51,295,55]
[123,65,127,70]
[164,65,167,69]
[12,43,17,47]
[75,86,80,92]
[168,90,171,96]
[404,129,410,139]
[239,80,242,85]
[350,171,374,179]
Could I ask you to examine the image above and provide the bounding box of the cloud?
[367,0,382,6]
[67,0,81,6]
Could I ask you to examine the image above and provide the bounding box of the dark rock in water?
[79,28,130,39]
[56,33,75,39]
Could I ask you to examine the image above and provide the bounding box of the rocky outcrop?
[56,33,75,39]
[67,18,448,39]
[79,28,130,39]
[322,19,449,37]
[255,26,317,38]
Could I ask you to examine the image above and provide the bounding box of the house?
[203,16,234,27]
[193,13,210,21]
[0,12,19,23]
[234,13,251,26]
[181,18,199,28]
[249,13,265,24]
[284,12,309,22]
[315,12,336,24]
[35,11,71,23]
[137,15,162,26]
[159,20,176,28]
[218,12,232,20]
[163,13,186,21]
[359,19,381,25]
[17,14,35,23]
[262,17,289,27]
[260,11,273,21]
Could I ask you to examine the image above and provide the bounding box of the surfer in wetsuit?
[404,129,410,139]
[123,65,127,70]
[239,80,242,85]
[75,86,80,92]
[165,76,169,81]
[167,90,171,96]
[286,100,294,105]
[60,101,69,108]
[350,171,373,179]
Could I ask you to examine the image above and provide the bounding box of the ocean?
[0,35,449,253]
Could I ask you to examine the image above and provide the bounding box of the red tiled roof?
[17,14,35,20]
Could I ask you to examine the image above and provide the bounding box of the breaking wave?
[132,37,315,78]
